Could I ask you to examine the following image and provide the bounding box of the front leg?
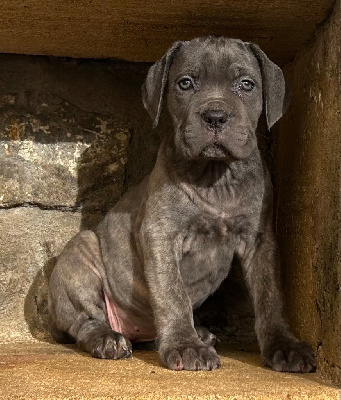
[139,225,220,371]
[239,224,316,373]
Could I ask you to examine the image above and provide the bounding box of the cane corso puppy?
[48,37,316,372]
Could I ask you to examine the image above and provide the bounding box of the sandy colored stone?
[0,207,82,343]
[0,58,149,214]
[273,1,340,385]
[0,342,339,400]
[0,0,335,65]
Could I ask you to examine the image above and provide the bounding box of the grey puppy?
[49,37,316,372]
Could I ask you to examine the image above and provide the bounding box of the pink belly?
[88,264,156,343]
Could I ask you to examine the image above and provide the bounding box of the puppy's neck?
[160,137,262,211]
[163,137,260,188]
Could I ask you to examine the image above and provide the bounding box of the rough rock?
[0,207,81,343]
[0,0,335,65]
[273,2,340,384]
[0,57,162,221]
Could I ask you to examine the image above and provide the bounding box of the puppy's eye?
[240,79,254,91]
[178,77,193,90]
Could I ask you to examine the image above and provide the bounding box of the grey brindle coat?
[48,37,316,372]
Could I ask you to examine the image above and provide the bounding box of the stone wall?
[0,56,162,342]
[273,2,340,384]
[0,0,335,65]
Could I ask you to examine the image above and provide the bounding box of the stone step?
[0,341,338,399]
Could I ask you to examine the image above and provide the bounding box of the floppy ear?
[142,41,183,128]
[247,43,290,129]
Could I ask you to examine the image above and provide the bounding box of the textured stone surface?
[273,2,340,385]
[0,56,163,342]
[0,56,162,223]
[0,0,335,65]
[0,207,81,343]
[0,342,338,399]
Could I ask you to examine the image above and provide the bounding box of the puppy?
[48,37,316,372]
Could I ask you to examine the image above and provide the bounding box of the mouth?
[200,143,230,159]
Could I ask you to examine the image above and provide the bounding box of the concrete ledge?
[0,341,338,399]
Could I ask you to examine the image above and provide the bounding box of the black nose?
[201,109,229,128]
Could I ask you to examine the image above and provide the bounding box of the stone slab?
[273,2,340,385]
[0,342,338,400]
[0,56,160,218]
[0,207,81,343]
[0,0,336,65]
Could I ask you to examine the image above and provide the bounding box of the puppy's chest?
[182,212,253,253]
[181,211,256,271]
[179,212,255,305]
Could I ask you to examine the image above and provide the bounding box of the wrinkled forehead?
[169,38,261,81]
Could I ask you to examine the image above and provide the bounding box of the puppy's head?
[143,37,289,161]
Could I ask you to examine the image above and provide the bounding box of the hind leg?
[48,230,132,359]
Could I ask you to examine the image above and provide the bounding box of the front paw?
[85,331,132,360]
[262,338,316,373]
[160,341,221,371]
